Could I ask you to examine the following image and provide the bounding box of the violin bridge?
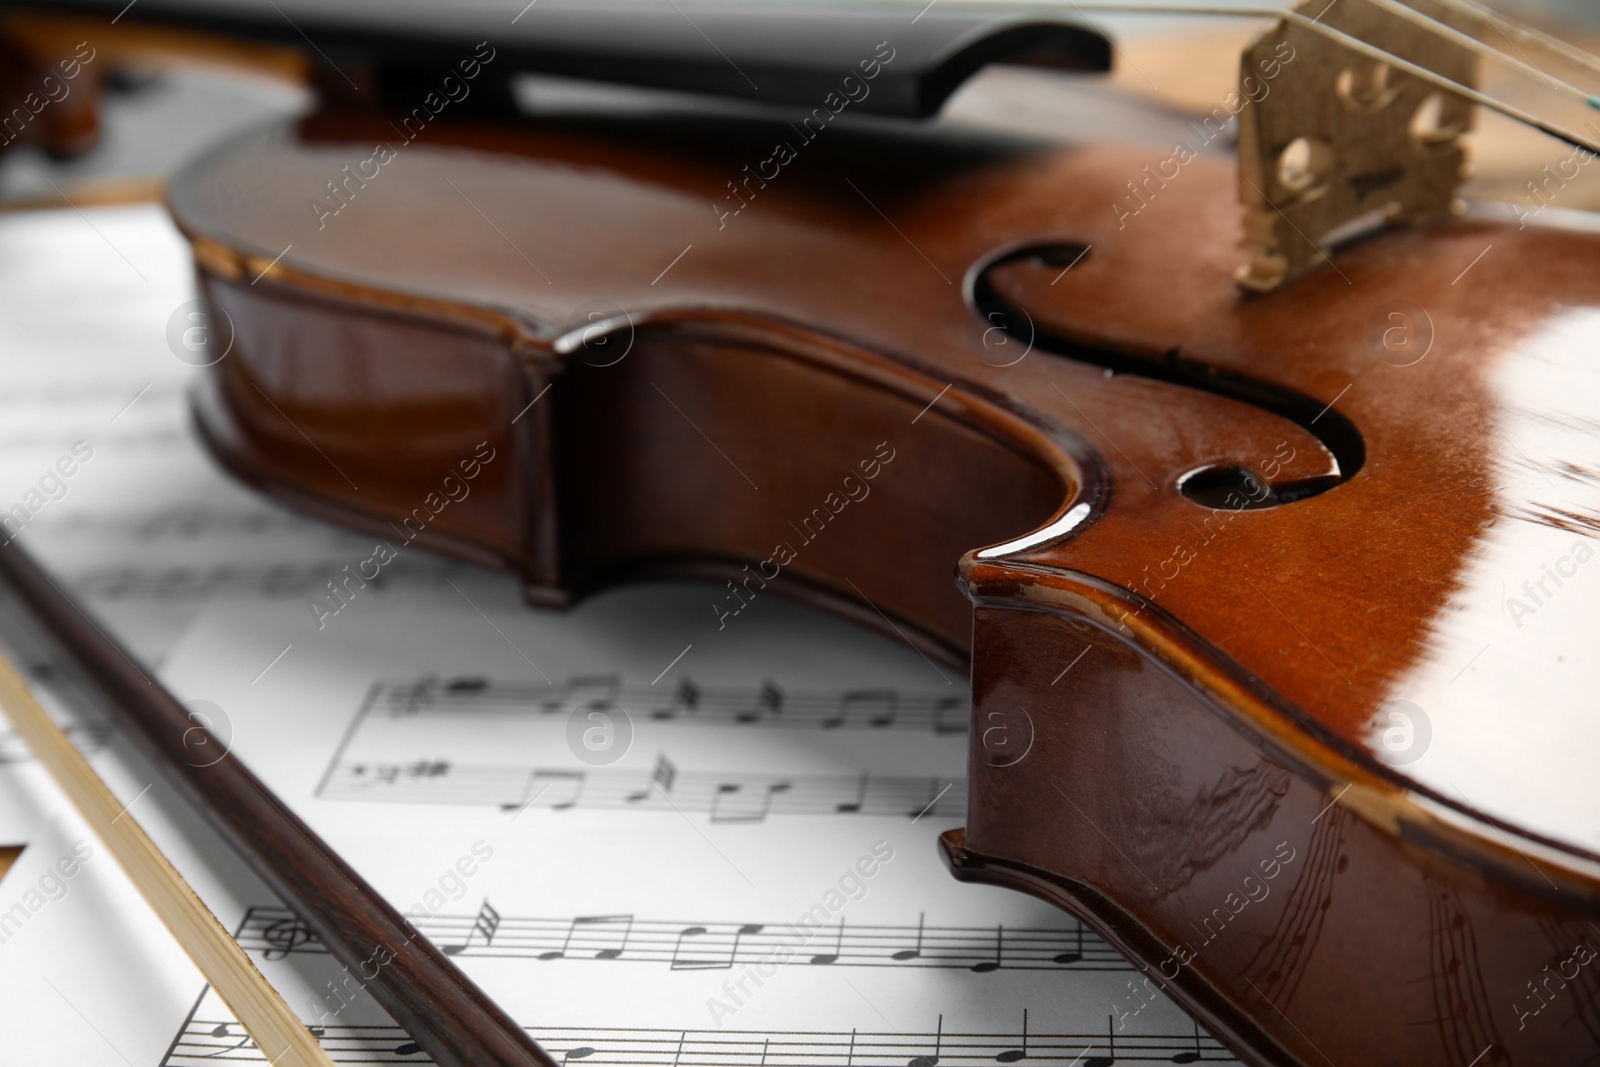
[1235,0,1477,292]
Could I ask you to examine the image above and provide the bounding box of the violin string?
[1068,1,1600,152]
[1432,0,1600,80]
[1272,3,1600,151]
[1268,6,1600,151]
[1361,0,1600,108]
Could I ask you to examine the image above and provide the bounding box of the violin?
[6,1,1600,1065]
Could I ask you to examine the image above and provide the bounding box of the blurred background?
[3,0,1598,212]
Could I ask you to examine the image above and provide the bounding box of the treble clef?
[261,916,318,960]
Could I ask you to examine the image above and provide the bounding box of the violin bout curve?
[949,558,1600,1067]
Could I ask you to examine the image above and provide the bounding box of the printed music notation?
[441,900,502,956]
[162,1016,1237,1065]
[0,721,110,764]
[50,505,324,542]
[0,425,185,451]
[374,675,970,735]
[316,756,965,822]
[0,379,183,409]
[64,555,460,600]
[238,905,1129,972]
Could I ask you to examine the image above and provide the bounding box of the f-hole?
[970,243,1365,508]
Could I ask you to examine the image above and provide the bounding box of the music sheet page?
[0,203,1237,1065]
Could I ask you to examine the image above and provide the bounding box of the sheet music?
[235,904,1129,972]
[145,578,1237,1064]
[0,200,1241,1065]
[0,200,399,1065]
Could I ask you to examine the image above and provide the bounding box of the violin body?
[169,84,1600,1066]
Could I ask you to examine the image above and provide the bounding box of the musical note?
[840,689,897,728]
[1172,1022,1203,1064]
[576,915,636,966]
[711,778,792,823]
[389,760,449,782]
[836,773,868,814]
[561,1048,595,1065]
[909,777,956,819]
[996,1010,1028,1063]
[627,755,677,803]
[971,925,1003,973]
[732,923,763,963]
[1053,924,1085,965]
[200,1022,251,1058]
[1084,1015,1116,1067]
[653,755,677,793]
[501,769,587,813]
[536,914,635,960]
[809,920,845,965]
[444,900,501,955]
[532,675,620,717]
[892,913,924,961]
[933,695,967,734]
[0,722,110,765]
[650,679,700,721]
[667,922,765,969]
[669,925,710,968]
[540,770,588,811]
[908,1014,942,1067]
[735,681,783,723]
[819,689,893,728]
[475,901,501,945]
[387,676,438,715]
